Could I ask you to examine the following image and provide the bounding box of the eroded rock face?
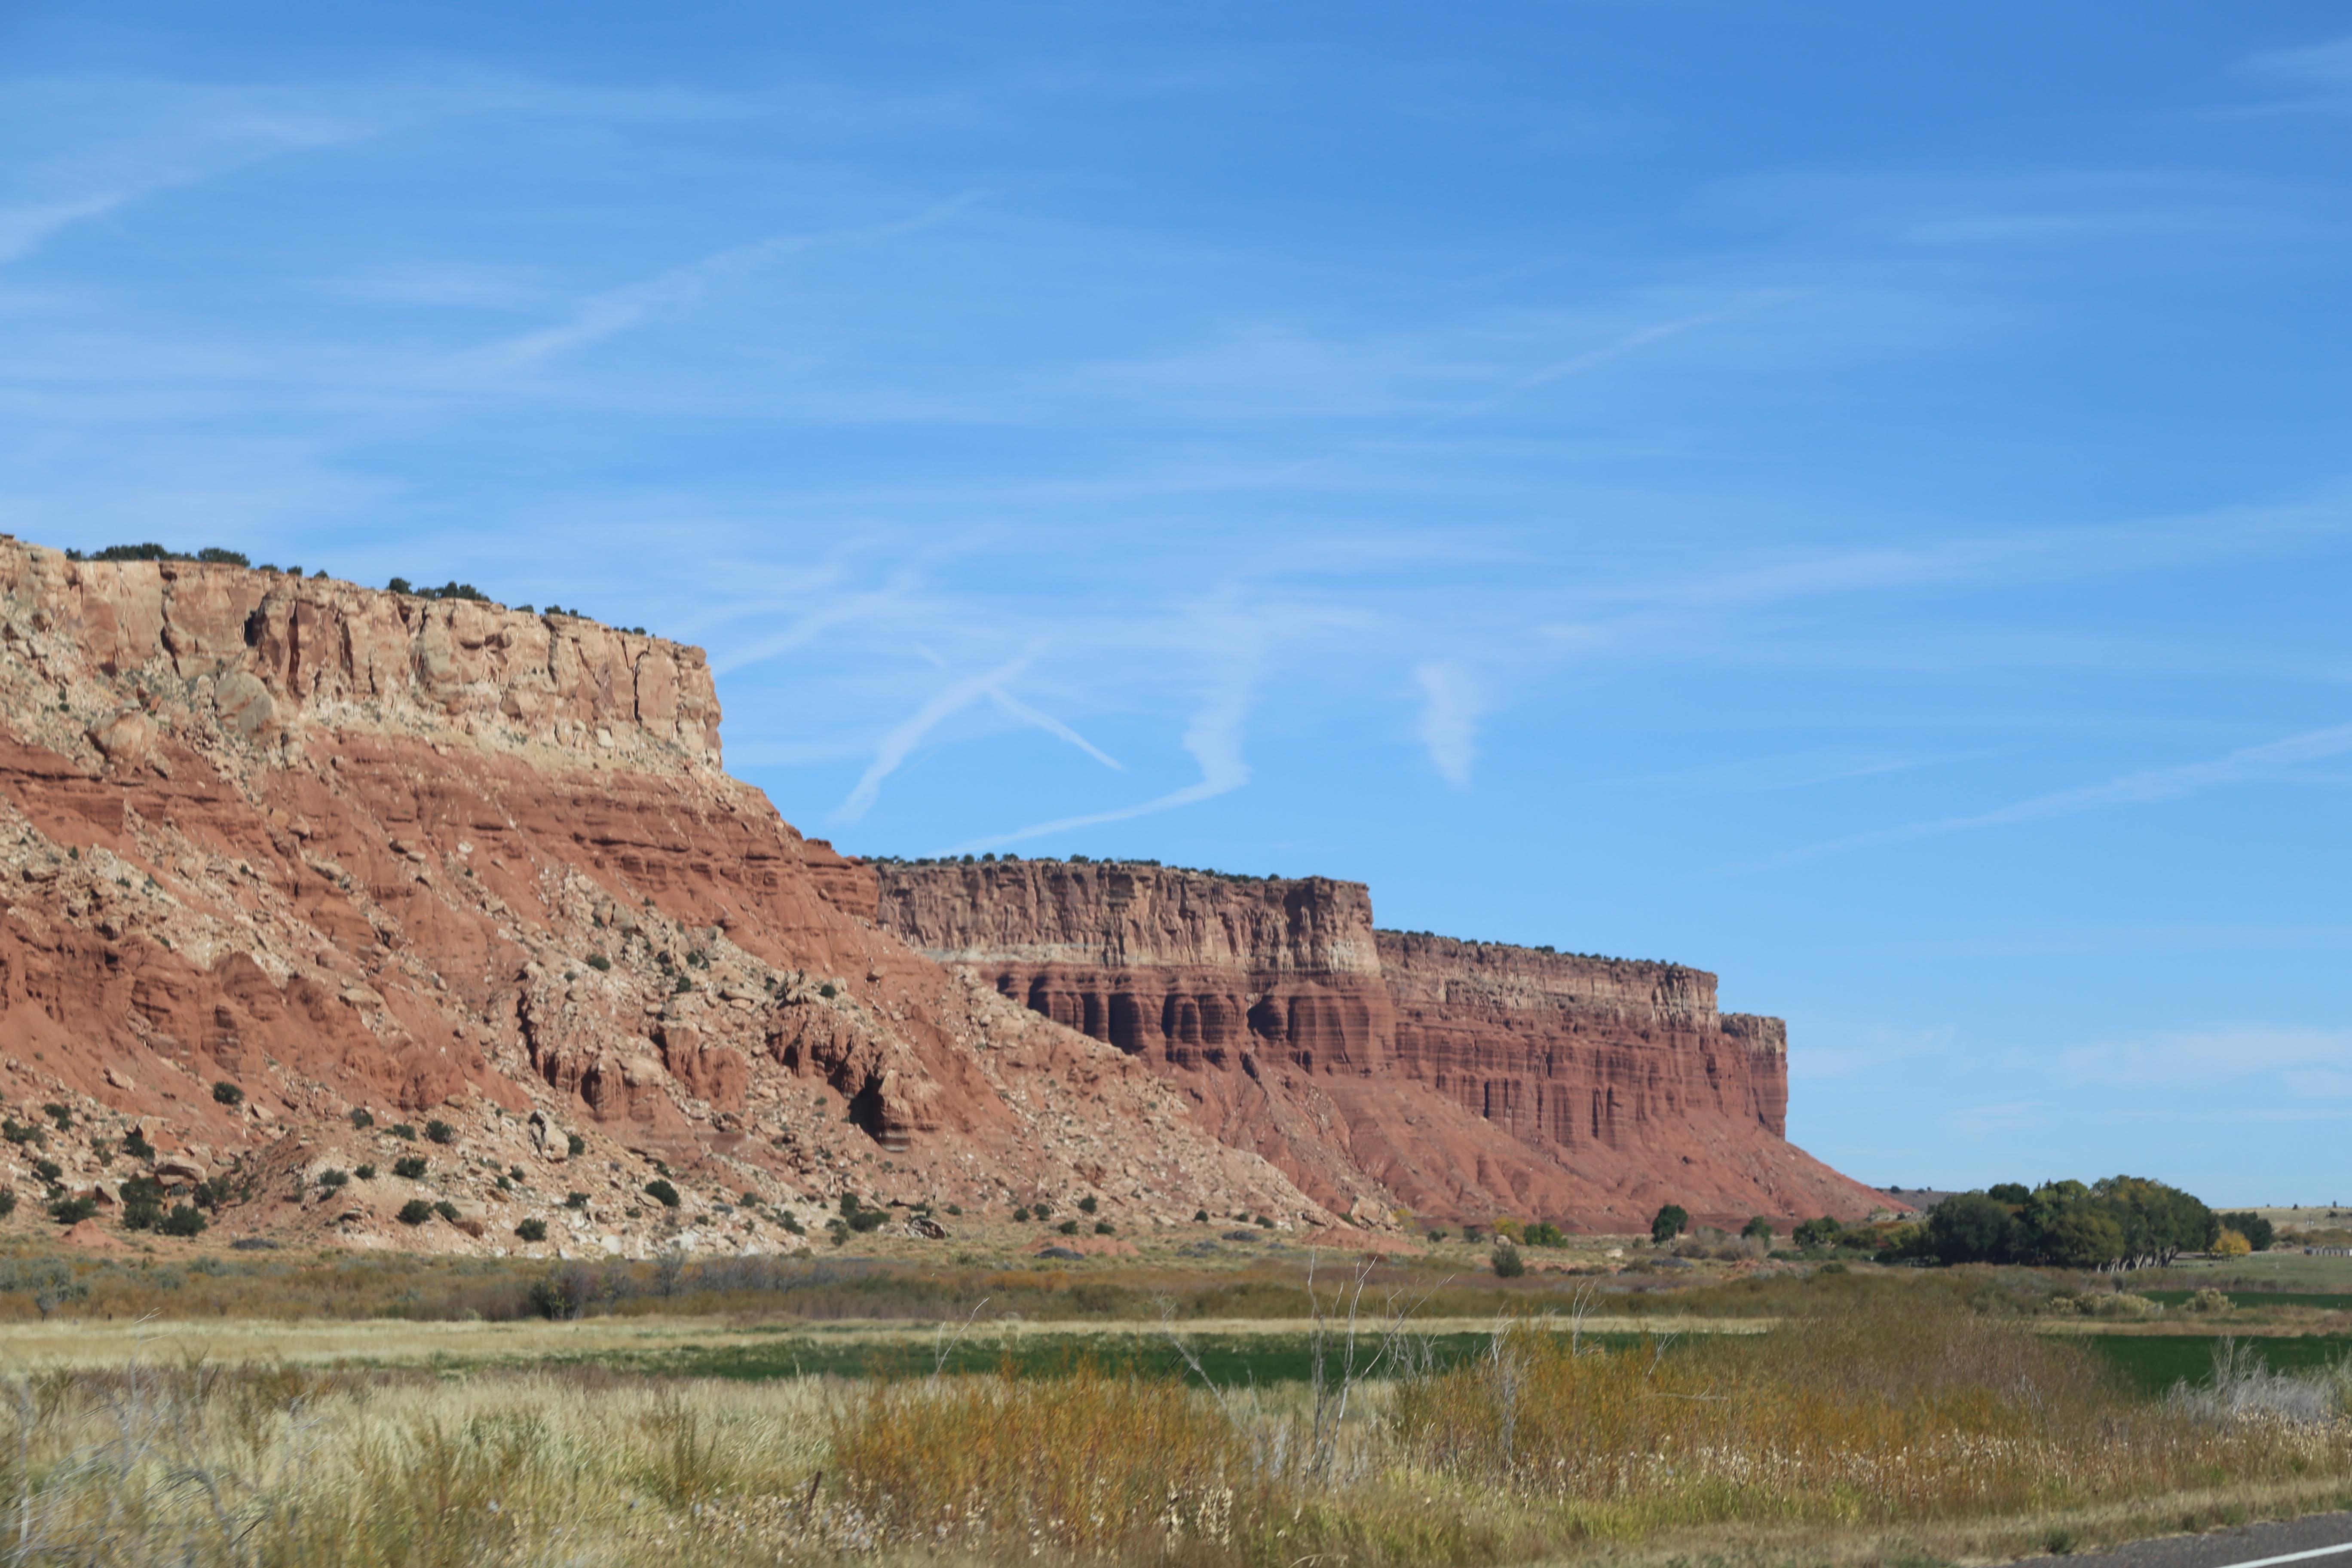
[876,862,1887,1231]
[0,540,1320,1253]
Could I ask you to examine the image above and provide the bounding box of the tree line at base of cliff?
[1752,1177,2270,1271]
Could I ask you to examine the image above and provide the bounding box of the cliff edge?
[876,860,1887,1229]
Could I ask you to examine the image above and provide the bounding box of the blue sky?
[6,4,2350,1204]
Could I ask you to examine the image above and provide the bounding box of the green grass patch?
[529,1328,1655,1384]
[2087,1332,2352,1394]
[2140,1290,2352,1311]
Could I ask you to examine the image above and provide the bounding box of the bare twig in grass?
[929,1297,990,1380]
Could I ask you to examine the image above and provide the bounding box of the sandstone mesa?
[0,538,1889,1256]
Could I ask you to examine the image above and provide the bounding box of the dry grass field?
[1,1262,2350,1567]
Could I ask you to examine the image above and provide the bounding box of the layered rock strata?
[876,861,1887,1230]
[0,542,1317,1253]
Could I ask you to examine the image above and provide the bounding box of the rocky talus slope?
[877,862,1893,1229]
[0,541,1315,1254]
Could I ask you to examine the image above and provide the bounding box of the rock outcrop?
[0,542,1317,1253]
[875,861,1888,1230]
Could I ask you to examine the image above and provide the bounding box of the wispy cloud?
[1607,747,1956,795]
[1943,1101,2046,1136]
[986,686,1124,772]
[1421,292,1795,432]
[958,685,1253,849]
[2060,1024,2352,1095]
[1748,720,2352,869]
[441,195,982,379]
[837,657,1033,821]
[0,86,376,266]
[2238,33,2352,95]
[1412,662,1482,787]
[834,652,1123,822]
[709,570,927,676]
[1628,499,2352,614]
[1792,1023,1957,1083]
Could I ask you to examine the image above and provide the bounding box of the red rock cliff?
[877,861,1886,1230]
[0,542,1320,1253]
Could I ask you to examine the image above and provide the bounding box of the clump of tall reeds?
[1387,1287,2352,1534]
[2170,1337,2352,1429]
[0,1358,828,1568]
[826,1359,1248,1556]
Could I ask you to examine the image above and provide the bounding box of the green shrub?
[3,1120,46,1149]
[1194,1209,1210,1223]
[389,1123,416,1141]
[120,1180,165,1230]
[1012,1206,1031,1222]
[123,1129,153,1161]
[396,1199,434,1226]
[211,1081,243,1106]
[1491,1241,1526,1277]
[0,1190,15,1219]
[645,1178,680,1209]
[585,954,611,972]
[1651,1204,1689,1244]
[41,1102,72,1130]
[161,1204,206,1237]
[317,1169,349,1190]
[1743,1215,1776,1242]
[566,1133,585,1157]
[433,1200,459,1223]
[516,1218,547,1243]
[392,1155,428,1180]
[1524,1221,1567,1247]
[354,1164,376,1180]
[348,1108,374,1129]
[2217,1211,2277,1252]
[33,1159,61,1188]
[1078,1195,1099,1214]
[1094,1220,1114,1235]
[1058,1219,1080,1236]
[565,1191,589,1208]
[778,1211,805,1235]
[47,1195,96,1225]
[424,1120,456,1145]
[1929,1193,2021,1265]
